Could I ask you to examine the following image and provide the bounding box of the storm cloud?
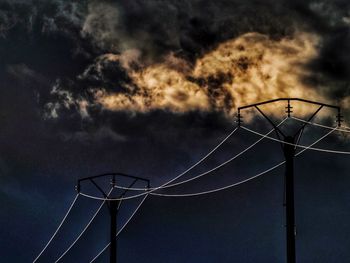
[1,1,350,262]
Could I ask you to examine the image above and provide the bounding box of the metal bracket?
[236,111,243,126]
[337,110,343,127]
[286,100,293,118]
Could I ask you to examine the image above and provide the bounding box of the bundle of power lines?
[33,117,350,263]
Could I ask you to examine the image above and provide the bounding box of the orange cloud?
[95,32,327,117]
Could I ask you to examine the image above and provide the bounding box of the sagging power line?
[33,97,349,263]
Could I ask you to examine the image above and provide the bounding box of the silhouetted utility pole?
[237,98,342,263]
[76,173,150,263]
[284,135,296,263]
[109,199,119,263]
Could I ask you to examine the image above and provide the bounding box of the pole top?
[236,110,243,127]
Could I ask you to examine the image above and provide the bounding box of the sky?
[1,0,350,262]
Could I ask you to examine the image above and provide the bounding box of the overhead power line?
[32,194,80,263]
[79,125,338,199]
[114,126,240,192]
[35,97,347,263]
[79,119,288,201]
[114,118,287,192]
[150,128,336,197]
[54,188,114,263]
[292,117,350,133]
[241,126,350,155]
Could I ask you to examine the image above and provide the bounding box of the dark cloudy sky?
[1,0,350,262]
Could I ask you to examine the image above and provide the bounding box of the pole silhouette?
[238,98,342,263]
[109,200,119,263]
[76,173,150,263]
[284,136,296,263]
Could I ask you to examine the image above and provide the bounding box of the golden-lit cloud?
[94,32,326,116]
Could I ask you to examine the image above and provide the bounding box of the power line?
[241,126,350,155]
[151,163,284,197]
[114,119,287,192]
[54,188,113,262]
[113,126,239,192]
[150,128,335,197]
[89,194,149,263]
[33,99,348,263]
[143,118,287,190]
[32,194,80,263]
[39,98,345,263]
[79,119,288,201]
[292,117,350,133]
[77,124,350,201]
[79,125,336,200]
[36,120,342,262]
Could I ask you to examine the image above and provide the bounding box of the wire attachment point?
[337,111,343,127]
[286,100,293,118]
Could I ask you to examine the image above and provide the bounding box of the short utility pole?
[76,173,150,263]
[237,98,342,263]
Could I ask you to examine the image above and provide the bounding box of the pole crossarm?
[77,172,150,196]
[77,172,150,186]
[76,173,150,263]
[237,98,342,127]
[238,98,340,111]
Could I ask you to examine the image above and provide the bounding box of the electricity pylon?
[76,173,150,263]
[237,98,342,263]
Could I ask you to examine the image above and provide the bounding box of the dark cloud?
[1,0,349,160]
[1,0,349,155]
[286,1,350,107]
[81,0,300,60]
[10,0,342,125]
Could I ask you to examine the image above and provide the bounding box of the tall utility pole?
[284,135,296,263]
[237,98,342,263]
[76,173,150,263]
[109,199,119,263]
